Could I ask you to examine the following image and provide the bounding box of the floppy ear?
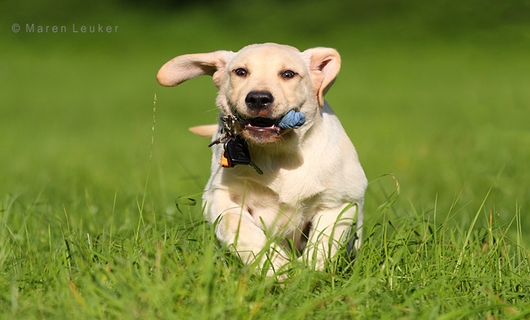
[302,47,341,107]
[157,50,235,88]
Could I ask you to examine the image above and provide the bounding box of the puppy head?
[157,43,340,145]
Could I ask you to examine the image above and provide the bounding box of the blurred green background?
[1,0,529,234]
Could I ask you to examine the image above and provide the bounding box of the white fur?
[157,43,367,275]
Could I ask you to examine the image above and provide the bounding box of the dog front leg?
[303,203,362,270]
[206,190,290,275]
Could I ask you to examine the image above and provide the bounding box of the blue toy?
[277,110,306,129]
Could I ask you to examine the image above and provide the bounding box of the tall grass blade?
[453,188,491,274]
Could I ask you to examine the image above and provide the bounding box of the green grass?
[2,0,530,318]
[2,178,529,319]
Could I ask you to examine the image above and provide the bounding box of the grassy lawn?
[1,1,530,318]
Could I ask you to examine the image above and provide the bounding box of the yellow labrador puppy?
[157,43,367,275]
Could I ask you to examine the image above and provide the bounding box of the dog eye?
[233,68,248,77]
[281,70,297,79]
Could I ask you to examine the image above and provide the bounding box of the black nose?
[245,91,274,110]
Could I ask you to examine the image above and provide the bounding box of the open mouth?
[230,109,305,144]
[241,116,283,135]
